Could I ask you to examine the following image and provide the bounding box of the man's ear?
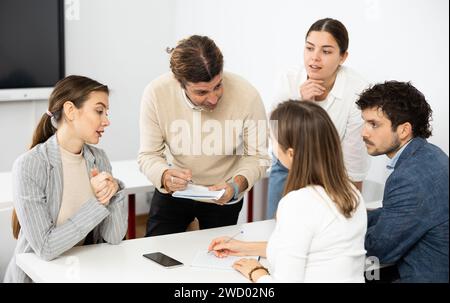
[398,122,413,140]
[63,101,76,121]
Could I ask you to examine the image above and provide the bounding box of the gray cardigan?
[4,135,128,283]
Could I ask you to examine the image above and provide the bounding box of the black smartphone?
[143,252,184,268]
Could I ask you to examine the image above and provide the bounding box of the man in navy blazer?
[357,81,449,283]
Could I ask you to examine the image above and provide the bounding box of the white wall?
[0,100,47,171]
[0,0,448,220]
[173,0,449,189]
[64,0,176,161]
[0,0,176,172]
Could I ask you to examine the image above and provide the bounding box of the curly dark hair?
[356,81,433,138]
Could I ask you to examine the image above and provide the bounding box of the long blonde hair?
[270,100,359,218]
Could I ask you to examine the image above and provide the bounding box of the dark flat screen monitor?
[0,0,65,101]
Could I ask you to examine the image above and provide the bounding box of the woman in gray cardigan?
[4,75,128,283]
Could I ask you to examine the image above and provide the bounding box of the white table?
[111,160,154,239]
[16,220,276,283]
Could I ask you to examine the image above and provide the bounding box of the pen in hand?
[225,230,244,243]
[168,163,193,185]
[208,230,244,255]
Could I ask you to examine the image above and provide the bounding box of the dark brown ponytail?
[12,75,108,239]
[30,112,57,149]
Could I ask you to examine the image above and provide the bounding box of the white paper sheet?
[173,184,225,200]
[191,250,259,270]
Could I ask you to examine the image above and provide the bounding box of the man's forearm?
[233,175,249,194]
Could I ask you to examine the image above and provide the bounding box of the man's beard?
[365,134,401,156]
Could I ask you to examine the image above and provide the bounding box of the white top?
[259,185,368,283]
[272,66,370,181]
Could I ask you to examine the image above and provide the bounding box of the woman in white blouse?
[267,18,369,219]
[208,101,368,283]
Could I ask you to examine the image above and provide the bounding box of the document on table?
[191,250,260,270]
[172,184,225,201]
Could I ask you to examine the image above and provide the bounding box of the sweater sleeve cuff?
[109,178,126,205]
[147,162,170,192]
[233,170,254,193]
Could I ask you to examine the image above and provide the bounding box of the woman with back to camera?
[267,18,369,219]
[4,75,127,283]
[209,101,368,283]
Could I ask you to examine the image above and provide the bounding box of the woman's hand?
[300,79,326,101]
[233,258,268,282]
[90,168,119,205]
[208,237,248,257]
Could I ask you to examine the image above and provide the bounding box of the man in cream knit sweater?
[138,35,270,236]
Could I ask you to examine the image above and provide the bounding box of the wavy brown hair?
[168,35,223,87]
[270,100,359,218]
[12,75,108,239]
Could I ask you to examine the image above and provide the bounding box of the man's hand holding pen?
[162,168,192,193]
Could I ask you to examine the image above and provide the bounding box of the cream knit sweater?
[138,71,270,197]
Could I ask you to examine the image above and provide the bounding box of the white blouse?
[272,66,370,181]
[258,185,367,283]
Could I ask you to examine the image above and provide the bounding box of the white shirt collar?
[328,66,346,100]
[386,139,413,170]
[181,88,203,111]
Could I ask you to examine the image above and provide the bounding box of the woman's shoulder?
[279,186,326,212]
[277,186,329,229]
[338,66,368,88]
[281,185,357,211]
[12,144,48,176]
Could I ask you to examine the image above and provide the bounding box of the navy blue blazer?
[365,137,449,283]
